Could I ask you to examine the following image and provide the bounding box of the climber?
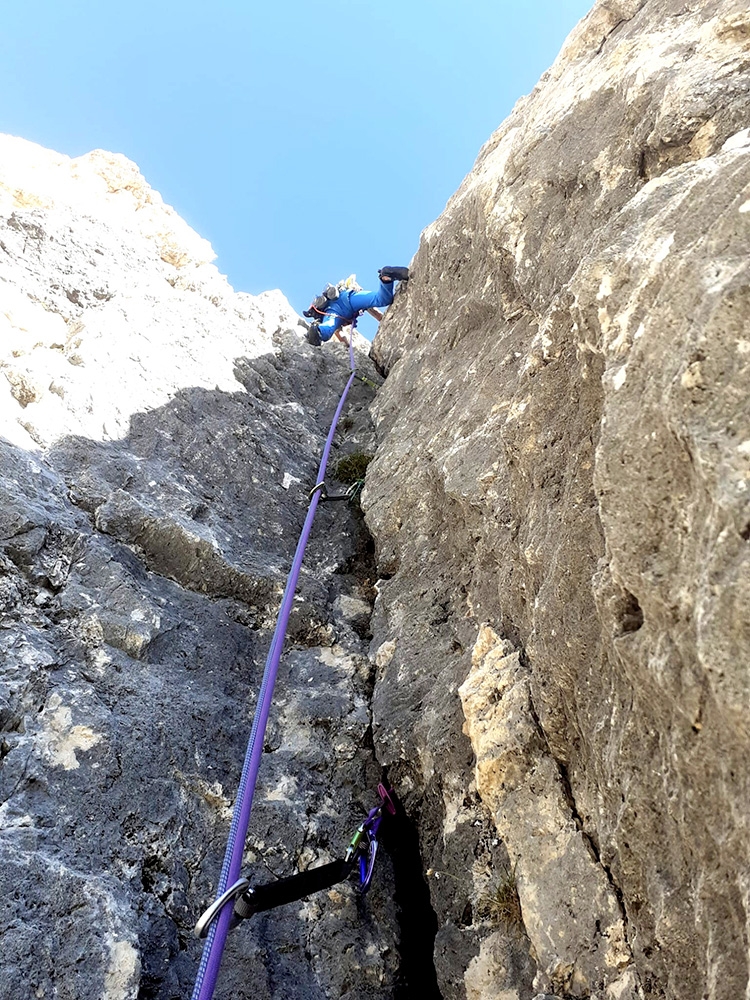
[304,266,410,347]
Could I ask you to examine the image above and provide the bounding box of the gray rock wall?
[365,1,750,998]
[4,0,750,995]
[0,137,398,999]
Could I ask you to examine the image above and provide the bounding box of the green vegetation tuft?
[476,866,523,928]
[335,452,373,484]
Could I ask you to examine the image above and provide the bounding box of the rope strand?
[191,317,360,1000]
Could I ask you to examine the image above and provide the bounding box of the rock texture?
[4,0,750,996]
[365,1,750,998]
[0,136,399,999]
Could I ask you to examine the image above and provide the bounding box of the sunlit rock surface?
[0,135,395,999]
[5,0,750,996]
[365,1,750,998]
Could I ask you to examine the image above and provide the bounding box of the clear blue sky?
[1,1,592,337]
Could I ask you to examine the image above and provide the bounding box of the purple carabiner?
[357,785,397,892]
[360,836,379,892]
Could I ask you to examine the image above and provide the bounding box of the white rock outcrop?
[0,134,297,448]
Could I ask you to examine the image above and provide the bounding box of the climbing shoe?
[378,266,410,282]
[306,321,322,347]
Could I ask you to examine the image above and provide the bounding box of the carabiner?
[360,835,379,892]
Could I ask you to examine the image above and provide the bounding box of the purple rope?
[191,318,360,1000]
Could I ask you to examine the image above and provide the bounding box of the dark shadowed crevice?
[380,792,443,1000]
[350,569,442,992]
[319,433,442,996]
[618,591,644,635]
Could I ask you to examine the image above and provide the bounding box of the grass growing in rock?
[477,865,523,927]
[334,452,373,484]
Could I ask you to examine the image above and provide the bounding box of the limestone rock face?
[0,136,396,999]
[365,1,750,998]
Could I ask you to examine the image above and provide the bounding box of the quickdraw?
[309,480,365,504]
[190,314,388,1000]
[194,784,396,938]
[345,783,396,891]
